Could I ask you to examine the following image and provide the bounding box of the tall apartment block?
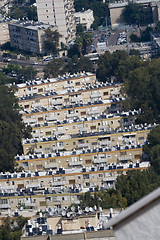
[36,0,76,44]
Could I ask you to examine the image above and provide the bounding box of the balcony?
[67,112,78,118]
[91,93,102,98]
[52,99,63,105]
[94,158,107,164]
[69,161,83,166]
[88,110,100,115]
[118,156,132,161]
[63,82,75,89]
[79,127,88,132]
[44,163,58,169]
[100,141,111,146]
[53,146,64,151]
[103,176,116,182]
[46,115,57,121]
[77,143,89,149]
[25,202,37,207]
[71,97,82,103]
[0,204,10,209]
[52,181,66,186]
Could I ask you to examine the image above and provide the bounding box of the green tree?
[129,49,140,57]
[76,24,85,35]
[65,55,94,74]
[44,28,61,55]
[26,5,38,21]
[43,58,65,78]
[96,50,128,82]
[123,2,152,25]
[0,216,27,240]
[75,33,93,56]
[0,85,31,172]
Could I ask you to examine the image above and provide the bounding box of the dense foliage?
[6,0,37,21]
[79,189,127,209]
[43,56,94,78]
[2,64,37,83]
[0,85,31,172]
[74,0,109,29]
[130,27,153,42]
[68,32,93,58]
[143,125,160,175]
[123,2,152,25]
[44,28,61,55]
[97,50,160,124]
[0,216,27,240]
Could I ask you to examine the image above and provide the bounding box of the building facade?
[36,0,76,44]
[74,9,94,30]
[8,20,57,54]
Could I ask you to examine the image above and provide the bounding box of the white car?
[32,61,38,65]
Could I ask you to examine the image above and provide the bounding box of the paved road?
[0,57,45,70]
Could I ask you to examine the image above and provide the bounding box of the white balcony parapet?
[52,181,66,186]
[100,141,111,146]
[69,161,83,166]
[118,156,133,161]
[44,163,58,169]
[77,143,89,149]
[94,158,107,164]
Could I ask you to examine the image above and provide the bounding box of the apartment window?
[76,82,80,86]
[103,92,108,96]
[90,126,96,130]
[85,159,91,164]
[38,88,43,92]
[24,105,29,108]
[83,174,89,179]
[46,131,51,136]
[46,10,48,12]
[69,179,75,184]
[73,126,75,129]
[36,164,43,169]
[50,159,56,163]
[120,151,127,156]
[99,173,103,178]
[135,154,141,159]
[92,142,97,145]
[47,16,49,18]
[38,117,43,121]
[138,137,144,140]
[45,147,50,151]
[1,199,8,204]
[81,111,86,115]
